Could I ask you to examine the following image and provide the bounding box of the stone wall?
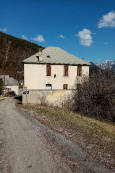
[22,89,73,107]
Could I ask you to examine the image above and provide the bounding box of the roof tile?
[23,47,90,65]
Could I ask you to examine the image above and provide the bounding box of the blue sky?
[0,0,115,63]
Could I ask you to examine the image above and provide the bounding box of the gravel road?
[0,98,72,173]
[0,98,114,173]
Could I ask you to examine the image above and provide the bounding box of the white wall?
[24,64,89,90]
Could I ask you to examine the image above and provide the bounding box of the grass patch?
[16,101,115,167]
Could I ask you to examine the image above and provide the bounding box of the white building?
[23,47,90,105]
[0,75,19,95]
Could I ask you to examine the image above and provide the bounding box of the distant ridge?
[96,60,115,71]
[0,32,43,80]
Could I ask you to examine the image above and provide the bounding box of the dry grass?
[0,97,4,101]
[16,101,115,168]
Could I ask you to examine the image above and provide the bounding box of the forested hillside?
[0,32,43,80]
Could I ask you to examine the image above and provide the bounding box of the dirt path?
[0,98,72,173]
[0,98,114,173]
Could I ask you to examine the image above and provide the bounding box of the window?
[36,56,39,61]
[77,66,82,76]
[46,84,52,90]
[63,84,68,90]
[46,64,51,76]
[64,65,68,76]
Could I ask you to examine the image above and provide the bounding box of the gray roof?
[23,47,90,65]
[5,77,18,86]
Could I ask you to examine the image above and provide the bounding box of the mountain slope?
[0,32,43,80]
[96,61,115,71]
[89,62,104,75]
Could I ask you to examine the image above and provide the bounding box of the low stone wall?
[22,90,73,107]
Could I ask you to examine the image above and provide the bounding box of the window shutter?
[47,64,51,76]
[63,84,68,89]
[77,66,82,76]
[64,65,68,76]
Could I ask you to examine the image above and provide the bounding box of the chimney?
[38,48,42,61]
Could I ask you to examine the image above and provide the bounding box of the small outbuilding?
[0,75,19,95]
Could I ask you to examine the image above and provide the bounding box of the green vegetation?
[16,101,115,168]
[0,32,43,80]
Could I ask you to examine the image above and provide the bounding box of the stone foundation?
[22,90,73,107]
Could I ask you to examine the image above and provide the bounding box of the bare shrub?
[40,96,47,106]
[61,94,73,110]
[72,71,115,122]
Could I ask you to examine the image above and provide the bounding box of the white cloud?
[59,34,65,39]
[77,28,93,47]
[98,11,115,28]
[0,27,8,32]
[21,35,28,40]
[32,34,45,42]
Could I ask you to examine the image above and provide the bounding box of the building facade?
[23,47,90,105]
[24,64,89,90]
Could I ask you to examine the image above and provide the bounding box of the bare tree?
[72,71,115,122]
[0,78,4,95]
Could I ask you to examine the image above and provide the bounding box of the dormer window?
[47,55,50,58]
[36,56,39,61]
